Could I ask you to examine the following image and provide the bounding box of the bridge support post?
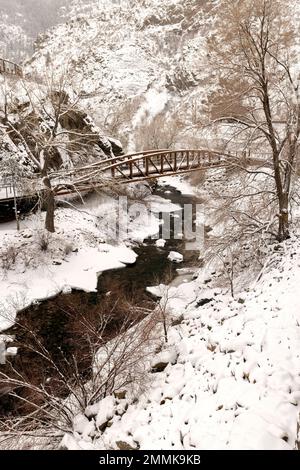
[186,151,190,169]
[145,156,149,176]
[174,152,177,171]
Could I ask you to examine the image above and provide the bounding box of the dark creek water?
[0,185,202,416]
[0,196,39,223]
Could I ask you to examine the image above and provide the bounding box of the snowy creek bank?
[66,236,300,451]
[0,183,203,416]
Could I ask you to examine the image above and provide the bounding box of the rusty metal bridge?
[0,147,255,205]
[51,148,232,196]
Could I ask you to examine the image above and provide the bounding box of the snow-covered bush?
[34,229,51,252]
[1,244,19,272]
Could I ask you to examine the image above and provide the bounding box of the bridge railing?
[45,148,276,197]
[54,149,227,186]
[0,148,274,201]
[98,149,227,178]
[51,148,229,178]
[0,58,23,78]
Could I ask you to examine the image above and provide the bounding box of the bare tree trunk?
[278,191,289,242]
[45,190,55,233]
[43,176,55,233]
[277,133,297,241]
[273,157,288,242]
[12,181,20,231]
[262,85,291,242]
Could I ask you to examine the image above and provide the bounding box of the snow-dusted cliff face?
[0,0,69,62]
[26,0,220,151]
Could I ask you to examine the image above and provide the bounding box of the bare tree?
[207,0,300,241]
[0,126,35,230]
[135,112,182,151]
[0,68,112,232]
[0,295,165,449]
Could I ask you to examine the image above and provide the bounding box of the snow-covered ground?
[158,175,197,196]
[1,173,300,450]
[46,172,300,451]
[65,234,300,450]
[0,190,180,332]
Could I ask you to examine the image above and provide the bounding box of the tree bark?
[261,83,291,241]
[278,192,289,242]
[43,176,55,233]
[277,132,297,241]
[45,188,55,233]
[12,182,20,231]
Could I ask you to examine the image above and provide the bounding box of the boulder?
[116,441,138,450]
[108,137,124,156]
[168,251,183,263]
[156,239,166,248]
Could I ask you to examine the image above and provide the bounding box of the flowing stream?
[0,184,202,416]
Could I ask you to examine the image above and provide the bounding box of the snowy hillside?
[63,234,300,450]
[1,0,300,454]
[0,0,69,62]
[26,0,220,150]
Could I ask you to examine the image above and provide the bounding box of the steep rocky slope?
[26,0,220,151]
[0,0,68,62]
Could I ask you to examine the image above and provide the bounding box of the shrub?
[1,245,18,271]
[35,230,51,252]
